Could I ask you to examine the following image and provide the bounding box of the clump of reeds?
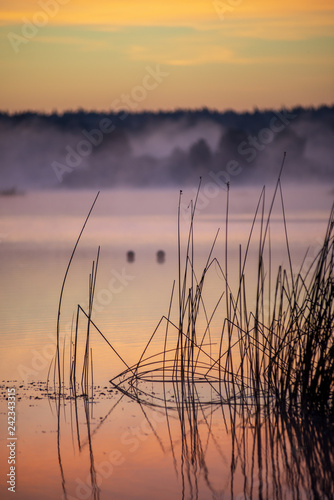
[54,158,334,418]
[215,166,334,415]
[263,203,334,414]
[110,157,333,416]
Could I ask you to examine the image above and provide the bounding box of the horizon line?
[1,102,334,117]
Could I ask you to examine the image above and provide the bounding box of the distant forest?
[0,106,333,189]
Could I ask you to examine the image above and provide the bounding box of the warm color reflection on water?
[0,186,333,499]
[0,386,333,500]
[54,392,332,500]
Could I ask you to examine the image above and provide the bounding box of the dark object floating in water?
[157,250,165,264]
[127,250,135,263]
[0,187,24,196]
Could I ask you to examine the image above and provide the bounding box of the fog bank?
[0,106,333,190]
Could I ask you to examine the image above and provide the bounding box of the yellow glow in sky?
[0,0,333,111]
[1,0,334,26]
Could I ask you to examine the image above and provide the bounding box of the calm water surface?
[0,186,333,500]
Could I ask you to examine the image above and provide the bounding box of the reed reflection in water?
[54,382,334,500]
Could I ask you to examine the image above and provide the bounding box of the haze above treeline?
[0,105,333,190]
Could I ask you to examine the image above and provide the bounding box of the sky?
[0,0,333,112]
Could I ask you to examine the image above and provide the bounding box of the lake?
[0,184,333,500]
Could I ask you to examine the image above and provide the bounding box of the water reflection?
[56,392,100,500]
[53,185,333,499]
[54,384,334,500]
[228,404,334,500]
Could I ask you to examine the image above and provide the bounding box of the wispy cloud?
[34,34,110,51]
[1,0,333,30]
[125,39,234,66]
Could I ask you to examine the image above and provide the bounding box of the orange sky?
[1,1,334,25]
[0,0,333,111]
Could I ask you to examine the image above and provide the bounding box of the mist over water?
[1,106,334,500]
[0,106,333,190]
